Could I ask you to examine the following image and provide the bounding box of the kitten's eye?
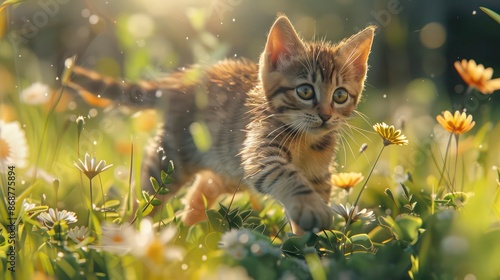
[296,84,315,100]
[333,88,349,104]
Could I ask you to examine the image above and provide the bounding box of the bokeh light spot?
[420,22,446,49]
[127,13,155,39]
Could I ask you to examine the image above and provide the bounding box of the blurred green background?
[3,0,500,107]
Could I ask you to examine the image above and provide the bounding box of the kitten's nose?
[319,114,331,122]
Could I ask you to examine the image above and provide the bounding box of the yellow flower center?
[0,139,10,160]
[145,239,164,264]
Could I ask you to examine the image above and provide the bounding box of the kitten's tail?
[67,65,161,108]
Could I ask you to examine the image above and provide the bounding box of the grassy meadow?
[1,1,500,279]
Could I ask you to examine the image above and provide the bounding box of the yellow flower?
[454,59,500,94]
[436,110,475,135]
[373,122,409,146]
[331,172,364,190]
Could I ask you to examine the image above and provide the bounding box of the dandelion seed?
[0,120,29,169]
[436,110,475,135]
[73,152,113,180]
[331,172,364,190]
[454,59,500,94]
[373,122,409,146]
[37,208,78,228]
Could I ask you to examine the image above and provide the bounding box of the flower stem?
[350,145,385,216]
[452,134,460,193]
[76,125,87,216]
[437,132,454,194]
[32,86,64,185]
[99,175,106,220]
[342,145,385,254]
[89,178,93,224]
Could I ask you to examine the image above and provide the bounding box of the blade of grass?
[480,7,500,24]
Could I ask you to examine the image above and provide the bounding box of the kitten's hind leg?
[182,171,234,226]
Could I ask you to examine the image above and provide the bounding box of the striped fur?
[68,16,375,232]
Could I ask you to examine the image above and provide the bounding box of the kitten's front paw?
[287,192,333,232]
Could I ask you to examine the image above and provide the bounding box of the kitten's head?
[259,15,375,135]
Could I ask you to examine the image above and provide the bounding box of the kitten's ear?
[263,16,305,70]
[339,26,376,80]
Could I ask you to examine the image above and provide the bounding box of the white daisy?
[22,200,36,212]
[20,82,52,105]
[68,226,90,243]
[219,228,240,248]
[332,203,376,226]
[95,222,134,255]
[218,228,254,260]
[0,120,28,169]
[130,218,184,264]
[37,208,78,228]
[73,152,113,180]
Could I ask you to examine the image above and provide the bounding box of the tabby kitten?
[69,15,375,233]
